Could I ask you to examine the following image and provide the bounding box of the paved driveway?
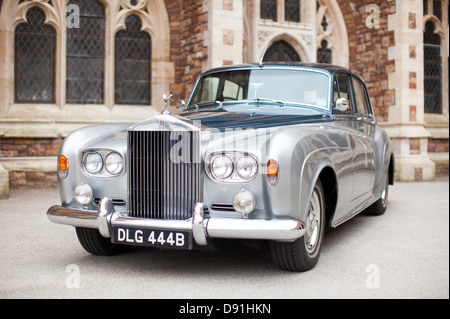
[0,179,448,299]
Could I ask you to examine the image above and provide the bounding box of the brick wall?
[428,139,450,153]
[165,0,208,102]
[0,138,62,157]
[1,138,61,188]
[337,0,396,122]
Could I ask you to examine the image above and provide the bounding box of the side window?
[222,80,243,101]
[352,77,371,117]
[333,73,353,113]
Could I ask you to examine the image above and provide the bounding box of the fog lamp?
[232,189,255,217]
[74,183,93,206]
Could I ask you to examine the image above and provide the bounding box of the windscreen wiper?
[246,98,286,107]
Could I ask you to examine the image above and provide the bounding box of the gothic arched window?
[423,21,442,114]
[14,7,56,103]
[317,39,332,64]
[263,40,301,62]
[115,14,151,105]
[66,0,105,104]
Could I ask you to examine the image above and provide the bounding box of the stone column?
[385,0,435,181]
[206,0,244,68]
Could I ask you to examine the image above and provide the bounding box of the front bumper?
[47,198,306,246]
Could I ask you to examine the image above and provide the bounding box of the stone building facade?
[0,0,448,198]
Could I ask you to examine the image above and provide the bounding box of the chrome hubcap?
[305,190,321,255]
[381,178,388,208]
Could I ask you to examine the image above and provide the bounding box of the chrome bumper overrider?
[47,198,306,246]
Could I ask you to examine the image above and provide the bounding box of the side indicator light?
[58,155,68,179]
[267,159,279,186]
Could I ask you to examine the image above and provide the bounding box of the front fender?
[58,123,131,212]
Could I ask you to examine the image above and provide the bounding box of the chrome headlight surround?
[206,151,258,183]
[105,152,124,175]
[82,150,125,177]
[83,152,103,175]
[211,155,234,180]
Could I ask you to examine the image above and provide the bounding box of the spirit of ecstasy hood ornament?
[162,93,173,115]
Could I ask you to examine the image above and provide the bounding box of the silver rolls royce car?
[47,63,395,272]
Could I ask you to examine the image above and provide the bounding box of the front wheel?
[76,227,131,256]
[270,179,325,272]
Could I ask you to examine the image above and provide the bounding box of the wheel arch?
[317,166,338,226]
[388,153,395,186]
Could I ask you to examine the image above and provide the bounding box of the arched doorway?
[263,40,301,62]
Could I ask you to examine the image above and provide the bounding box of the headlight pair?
[83,151,124,176]
[208,152,258,182]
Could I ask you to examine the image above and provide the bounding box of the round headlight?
[74,183,93,206]
[211,155,233,179]
[83,152,103,174]
[105,152,124,175]
[233,189,255,216]
[236,156,258,180]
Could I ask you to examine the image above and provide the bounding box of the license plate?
[112,226,192,250]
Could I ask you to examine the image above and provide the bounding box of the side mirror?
[335,98,349,111]
[177,100,186,109]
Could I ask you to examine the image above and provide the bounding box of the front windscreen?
[187,69,330,112]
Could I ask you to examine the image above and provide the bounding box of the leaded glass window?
[66,0,105,104]
[115,15,151,105]
[433,0,442,21]
[261,0,277,21]
[14,7,56,103]
[285,0,300,22]
[423,21,442,114]
[317,40,332,64]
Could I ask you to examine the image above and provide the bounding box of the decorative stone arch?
[316,0,349,67]
[112,0,173,107]
[260,33,313,63]
[11,1,61,30]
[423,14,446,38]
[113,0,171,64]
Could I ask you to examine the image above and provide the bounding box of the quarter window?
[352,77,371,116]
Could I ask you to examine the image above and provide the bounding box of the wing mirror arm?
[177,100,186,110]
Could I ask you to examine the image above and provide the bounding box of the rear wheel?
[363,173,389,216]
[270,179,325,272]
[76,227,131,256]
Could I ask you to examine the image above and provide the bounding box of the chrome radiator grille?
[128,130,200,220]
